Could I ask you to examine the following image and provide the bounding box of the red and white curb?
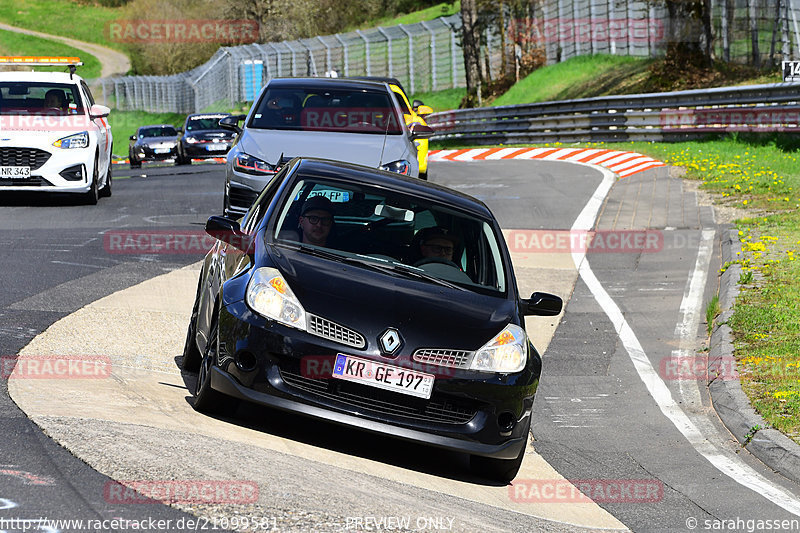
[428,147,665,178]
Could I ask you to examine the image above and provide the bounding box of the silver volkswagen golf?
[220,78,433,216]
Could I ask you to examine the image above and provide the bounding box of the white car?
[0,57,112,204]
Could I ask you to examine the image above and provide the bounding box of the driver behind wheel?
[416,226,458,263]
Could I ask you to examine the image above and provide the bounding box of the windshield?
[139,126,177,138]
[0,82,85,116]
[270,178,507,294]
[186,115,226,131]
[249,86,403,134]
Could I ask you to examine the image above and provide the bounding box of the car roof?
[266,77,392,92]
[291,158,493,219]
[347,76,407,95]
[0,71,83,84]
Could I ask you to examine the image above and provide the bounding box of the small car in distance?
[183,157,562,483]
[176,113,235,165]
[128,124,179,168]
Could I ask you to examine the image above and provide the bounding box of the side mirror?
[129,135,137,141]
[205,216,254,253]
[409,123,434,140]
[177,128,183,134]
[412,99,424,110]
[522,292,563,316]
[416,105,433,116]
[219,115,246,134]
[89,104,110,119]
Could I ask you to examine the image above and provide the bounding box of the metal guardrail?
[425,83,800,144]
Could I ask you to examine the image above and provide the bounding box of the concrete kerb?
[709,228,800,485]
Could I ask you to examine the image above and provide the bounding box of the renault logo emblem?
[379,328,402,355]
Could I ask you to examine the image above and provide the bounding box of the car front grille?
[228,186,259,210]
[0,147,51,170]
[306,314,366,349]
[279,369,478,425]
[413,349,472,369]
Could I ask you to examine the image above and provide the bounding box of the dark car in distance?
[176,113,236,165]
[182,158,562,483]
[128,124,179,169]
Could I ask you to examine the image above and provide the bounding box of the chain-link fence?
[98,1,800,113]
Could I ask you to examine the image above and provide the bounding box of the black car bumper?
[132,146,177,161]
[209,300,539,459]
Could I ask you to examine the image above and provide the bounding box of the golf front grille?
[306,314,366,349]
[413,349,472,369]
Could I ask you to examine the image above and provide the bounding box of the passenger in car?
[416,226,458,263]
[298,195,336,247]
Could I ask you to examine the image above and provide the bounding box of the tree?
[664,0,713,69]
[460,0,483,107]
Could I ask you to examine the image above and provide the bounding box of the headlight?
[246,267,306,330]
[53,132,89,149]
[469,324,528,373]
[380,159,411,175]
[234,153,276,175]
[185,137,200,144]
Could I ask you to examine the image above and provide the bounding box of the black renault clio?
[183,157,562,482]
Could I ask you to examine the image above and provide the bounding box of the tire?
[83,156,99,205]
[129,160,141,169]
[469,418,530,483]
[181,275,204,372]
[192,315,239,414]
[99,161,112,198]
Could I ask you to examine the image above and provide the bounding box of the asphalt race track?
[1,160,800,532]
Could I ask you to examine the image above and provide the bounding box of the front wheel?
[99,161,112,197]
[192,317,239,414]
[469,418,530,483]
[83,156,99,205]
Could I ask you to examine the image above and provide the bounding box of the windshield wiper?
[344,256,468,291]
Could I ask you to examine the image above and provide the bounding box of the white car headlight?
[246,267,306,330]
[470,324,528,373]
[53,131,89,149]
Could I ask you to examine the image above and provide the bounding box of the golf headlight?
[470,324,528,373]
[246,267,306,330]
[234,153,275,175]
[185,136,200,144]
[53,131,89,149]
[380,159,411,175]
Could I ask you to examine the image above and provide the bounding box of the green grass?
[0,30,102,78]
[706,294,721,336]
[410,87,465,112]
[492,55,654,106]
[351,1,459,30]
[0,0,127,52]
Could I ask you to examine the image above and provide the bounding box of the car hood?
[240,129,411,168]
[273,249,516,354]
[184,129,233,140]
